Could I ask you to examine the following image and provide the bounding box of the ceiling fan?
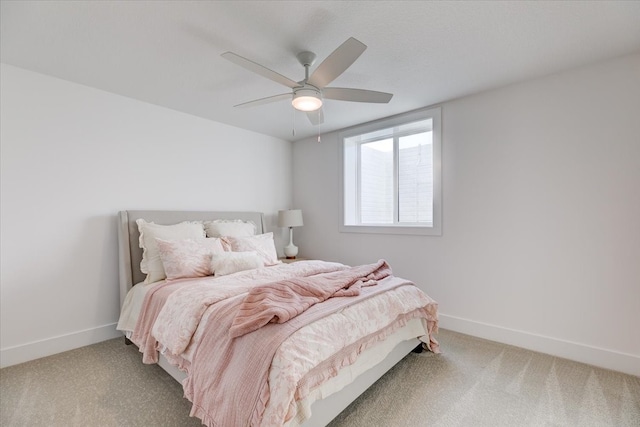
[221,37,393,125]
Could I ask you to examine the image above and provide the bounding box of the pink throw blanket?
[229,259,391,337]
[184,262,414,427]
[130,280,191,363]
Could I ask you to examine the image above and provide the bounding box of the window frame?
[339,106,442,236]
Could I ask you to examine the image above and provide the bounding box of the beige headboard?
[117,210,265,306]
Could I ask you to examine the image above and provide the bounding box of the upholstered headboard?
[117,210,265,306]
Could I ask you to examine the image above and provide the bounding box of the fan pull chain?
[317,120,321,143]
[292,108,296,137]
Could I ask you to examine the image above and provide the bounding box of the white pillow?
[211,251,263,276]
[204,220,256,237]
[136,219,205,283]
[156,238,227,280]
[223,232,280,266]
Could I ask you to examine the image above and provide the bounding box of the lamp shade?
[278,209,303,228]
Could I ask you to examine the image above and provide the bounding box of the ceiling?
[2,1,640,142]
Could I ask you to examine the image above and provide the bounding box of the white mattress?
[116,280,159,333]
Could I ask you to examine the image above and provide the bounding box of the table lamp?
[277,209,303,259]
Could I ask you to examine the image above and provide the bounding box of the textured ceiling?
[2,1,640,142]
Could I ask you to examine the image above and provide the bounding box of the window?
[340,107,441,235]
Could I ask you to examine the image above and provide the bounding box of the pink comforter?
[229,260,391,337]
[130,260,439,426]
[136,261,348,360]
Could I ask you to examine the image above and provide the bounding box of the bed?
[116,210,439,427]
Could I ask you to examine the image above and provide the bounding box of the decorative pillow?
[204,220,256,237]
[156,238,226,280]
[136,219,205,283]
[223,232,280,266]
[211,251,263,276]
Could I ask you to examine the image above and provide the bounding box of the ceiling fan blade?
[234,93,292,108]
[306,108,324,126]
[221,52,299,89]
[308,37,367,88]
[323,87,393,103]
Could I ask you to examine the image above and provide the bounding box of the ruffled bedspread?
[129,260,439,427]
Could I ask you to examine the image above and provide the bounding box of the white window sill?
[339,224,441,236]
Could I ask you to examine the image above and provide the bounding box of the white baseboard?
[0,323,122,368]
[438,313,640,377]
[2,317,637,377]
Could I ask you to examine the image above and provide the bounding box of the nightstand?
[279,257,307,264]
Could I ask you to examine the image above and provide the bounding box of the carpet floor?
[1,329,638,426]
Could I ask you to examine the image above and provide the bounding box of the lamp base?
[283,243,298,258]
[284,227,299,258]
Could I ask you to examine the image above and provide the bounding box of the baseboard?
[438,313,640,377]
[3,317,637,377]
[0,323,121,368]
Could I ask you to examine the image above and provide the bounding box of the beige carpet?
[1,329,638,426]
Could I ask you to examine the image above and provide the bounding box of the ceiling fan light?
[292,89,322,111]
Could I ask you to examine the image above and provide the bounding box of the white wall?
[293,53,640,376]
[0,64,293,367]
